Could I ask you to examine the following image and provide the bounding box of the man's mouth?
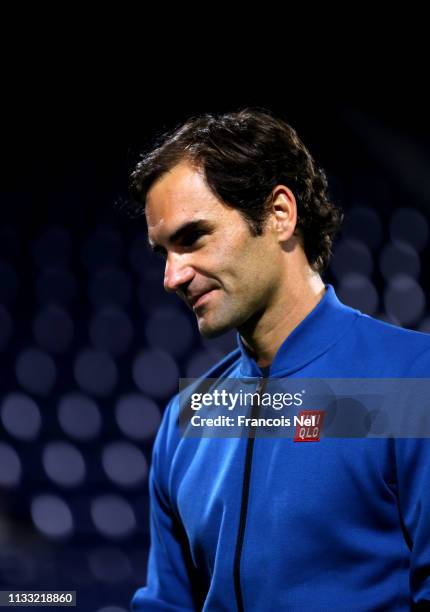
[191,289,216,310]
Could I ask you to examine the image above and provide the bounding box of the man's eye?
[181,231,204,247]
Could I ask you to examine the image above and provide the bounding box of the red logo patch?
[294,410,325,442]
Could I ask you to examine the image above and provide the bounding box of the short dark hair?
[128,107,343,273]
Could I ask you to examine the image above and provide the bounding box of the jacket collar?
[236,284,359,378]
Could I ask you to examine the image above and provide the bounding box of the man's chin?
[197,318,235,339]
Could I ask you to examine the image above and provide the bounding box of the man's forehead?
[146,161,208,212]
[146,197,220,239]
[146,162,225,236]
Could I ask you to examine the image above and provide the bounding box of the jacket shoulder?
[155,347,242,451]
[353,312,430,375]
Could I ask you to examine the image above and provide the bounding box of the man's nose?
[163,253,195,294]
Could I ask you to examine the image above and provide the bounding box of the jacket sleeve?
[130,396,199,611]
[395,436,430,608]
[395,347,430,609]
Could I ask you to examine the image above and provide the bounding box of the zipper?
[233,377,268,612]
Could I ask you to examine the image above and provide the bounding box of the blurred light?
[0,304,13,351]
[88,546,132,583]
[15,348,57,396]
[58,393,102,441]
[384,276,426,326]
[201,329,238,354]
[42,441,86,488]
[1,393,41,440]
[81,227,123,270]
[90,495,136,540]
[341,206,382,250]
[390,208,429,251]
[0,547,36,585]
[379,241,421,282]
[132,349,179,400]
[89,307,133,355]
[330,239,373,282]
[138,279,180,313]
[418,317,430,334]
[101,441,148,488]
[115,394,161,441]
[33,305,74,354]
[74,349,118,396]
[88,267,132,308]
[36,268,78,305]
[32,227,72,269]
[336,275,379,316]
[185,349,226,378]
[30,494,73,540]
[0,443,22,487]
[0,261,19,304]
[144,307,194,357]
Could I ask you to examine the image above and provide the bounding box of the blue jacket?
[131,285,430,610]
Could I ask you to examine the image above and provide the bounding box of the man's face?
[146,160,283,337]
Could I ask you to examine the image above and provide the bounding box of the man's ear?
[269,185,298,242]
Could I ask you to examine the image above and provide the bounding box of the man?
[130,108,430,610]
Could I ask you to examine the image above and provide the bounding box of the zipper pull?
[256,377,267,394]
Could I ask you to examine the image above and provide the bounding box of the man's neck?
[238,275,326,368]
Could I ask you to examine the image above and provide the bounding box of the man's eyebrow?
[147,219,213,252]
